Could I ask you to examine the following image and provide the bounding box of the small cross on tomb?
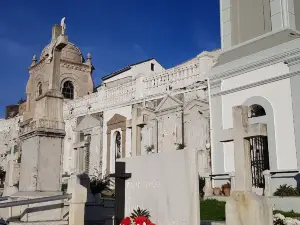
[109,162,132,225]
[219,105,267,191]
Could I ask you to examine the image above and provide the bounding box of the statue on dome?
[61,17,66,35]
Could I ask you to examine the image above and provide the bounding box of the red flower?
[134,216,152,225]
[120,217,131,225]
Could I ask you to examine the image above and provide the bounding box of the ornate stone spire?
[31,55,37,67]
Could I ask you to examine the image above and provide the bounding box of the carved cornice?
[19,119,65,138]
[61,60,91,73]
[29,58,46,75]
[212,70,300,97]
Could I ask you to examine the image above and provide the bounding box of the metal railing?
[0,194,71,208]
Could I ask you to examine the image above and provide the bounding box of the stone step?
[9,220,68,225]
[201,221,226,225]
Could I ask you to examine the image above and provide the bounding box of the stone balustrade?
[63,61,207,118]
[102,81,136,107]
[143,63,199,95]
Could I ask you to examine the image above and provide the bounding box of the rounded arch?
[61,80,74,100]
[60,74,80,98]
[37,82,43,96]
[114,130,122,159]
[243,96,277,170]
[249,104,266,118]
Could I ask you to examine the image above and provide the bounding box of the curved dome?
[40,42,83,63]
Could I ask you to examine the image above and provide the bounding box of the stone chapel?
[0,21,220,188]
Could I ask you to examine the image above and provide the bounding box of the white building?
[208,0,300,195]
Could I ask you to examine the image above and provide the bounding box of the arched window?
[62,81,74,99]
[38,82,43,96]
[249,104,266,118]
[115,131,121,159]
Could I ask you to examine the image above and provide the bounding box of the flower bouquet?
[120,207,156,225]
[274,213,300,225]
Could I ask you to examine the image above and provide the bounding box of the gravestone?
[220,105,273,225]
[118,149,200,225]
[110,162,131,225]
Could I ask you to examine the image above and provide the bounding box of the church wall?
[130,60,164,78]
[102,106,132,174]
[290,74,300,170]
[221,62,289,91]
[103,70,133,85]
[221,78,297,171]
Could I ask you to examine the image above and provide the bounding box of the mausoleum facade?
[0,23,219,186]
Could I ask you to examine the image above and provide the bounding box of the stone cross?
[110,161,131,225]
[128,105,147,156]
[219,105,267,191]
[48,25,68,91]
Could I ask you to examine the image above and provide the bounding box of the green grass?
[200,199,300,221]
[200,199,226,221]
[274,210,300,218]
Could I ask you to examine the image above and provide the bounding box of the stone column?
[229,172,236,191]
[67,175,87,225]
[263,170,272,197]
[3,160,20,196]
[203,174,213,197]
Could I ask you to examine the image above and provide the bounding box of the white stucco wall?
[102,106,132,174]
[221,78,297,171]
[103,59,164,84]
[221,62,289,91]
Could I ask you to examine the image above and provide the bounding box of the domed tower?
[24,27,94,121]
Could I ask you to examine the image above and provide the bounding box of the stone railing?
[143,63,199,96]
[63,60,207,118]
[102,80,136,107]
[19,119,65,136]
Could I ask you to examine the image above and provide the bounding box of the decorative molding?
[210,48,300,82]
[212,70,300,97]
[61,61,91,73]
[29,59,46,75]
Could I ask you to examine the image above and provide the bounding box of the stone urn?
[222,183,231,196]
[213,187,222,196]
[223,188,230,196]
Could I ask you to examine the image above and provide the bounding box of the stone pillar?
[73,143,87,175]
[131,105,142,156]
[17,25,68,195]
[229,172,236,191]
[203,174,213,197]
[67,174,87,225]
[3,160,20,196]
[263,170,272,197]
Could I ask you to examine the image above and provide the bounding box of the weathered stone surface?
[119,149,200,225]
[226,191,273,225]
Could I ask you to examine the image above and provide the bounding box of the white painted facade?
[222,77,297,171]
[220,62,297,171]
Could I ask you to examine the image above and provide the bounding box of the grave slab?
[118,149,200,225]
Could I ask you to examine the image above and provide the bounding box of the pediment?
[155,95,182,112]
[184,99,209,117]
[107,114,127,126]
[75,115,101,132]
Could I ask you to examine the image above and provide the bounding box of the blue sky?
[0,0,220,118]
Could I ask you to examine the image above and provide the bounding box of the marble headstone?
[118,149,200,225]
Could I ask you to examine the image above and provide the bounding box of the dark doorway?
[249,136,270,188]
